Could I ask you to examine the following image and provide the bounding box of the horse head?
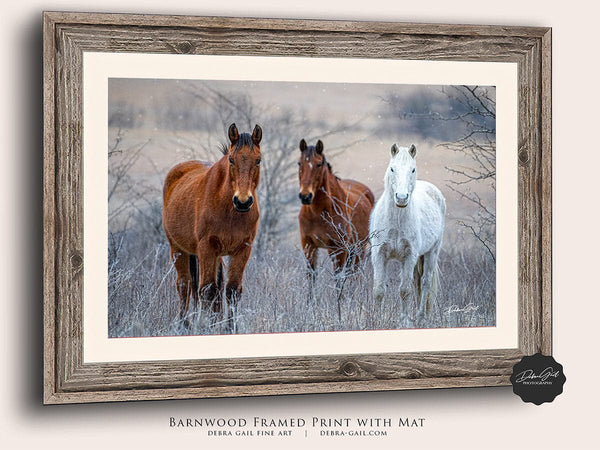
[386,143,417,208]
[227,123,262,212]
[298,139,328,205]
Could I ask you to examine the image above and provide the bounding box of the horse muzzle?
[299,192,313,205]
[233,195,254,212]
[394,193,409,208]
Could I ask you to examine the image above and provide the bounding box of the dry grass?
[108,222,495,337]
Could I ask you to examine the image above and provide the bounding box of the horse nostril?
[233,195,253,211]
[299,192,313,204]
[395,193,409,203]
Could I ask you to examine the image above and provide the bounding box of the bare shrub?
[108,231,495,337]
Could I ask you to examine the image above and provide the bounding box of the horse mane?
[233,133,256,152]
[219,132,257,156]
[324,160,338,180]
[303,145,336,177]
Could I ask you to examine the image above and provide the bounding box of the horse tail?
[189,254,199,297]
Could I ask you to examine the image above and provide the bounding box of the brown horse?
[162,123,262,330]
[297,139,374,280]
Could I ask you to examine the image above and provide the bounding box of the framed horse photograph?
[43,12,551,403]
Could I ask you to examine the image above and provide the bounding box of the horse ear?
[228,123,239,144]
[409,144,417,158]
[315,140,324,155]
[252,124,262,145]
[299,139,307,152]
[391,143,399,156]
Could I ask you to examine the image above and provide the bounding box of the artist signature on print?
[444,303,480,315]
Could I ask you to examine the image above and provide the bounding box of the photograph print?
[107,77,496,337]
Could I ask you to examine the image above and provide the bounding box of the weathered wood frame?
[43,12,551,404]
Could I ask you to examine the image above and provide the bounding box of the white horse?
[369,143,446,318]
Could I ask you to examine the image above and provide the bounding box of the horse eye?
[412,168,415,173]
[256,158,261,166]
[228,156,234,165]
[390,168,394,173]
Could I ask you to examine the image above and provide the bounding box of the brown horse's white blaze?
[297,139,375,284]
[162,123,262,331]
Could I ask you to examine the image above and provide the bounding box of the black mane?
[303,145,334,174]
[234,133,255,151]
[220,132,256,155]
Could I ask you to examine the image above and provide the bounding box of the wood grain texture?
[540,29,552,356]
[42,12,57,405]
[42,12,552,404]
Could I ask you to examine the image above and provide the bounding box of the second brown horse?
[297,139,374,280]
[162,123,262,330]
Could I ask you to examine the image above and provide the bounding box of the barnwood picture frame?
[43,11,551,404]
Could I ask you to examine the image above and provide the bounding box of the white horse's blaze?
[369,144,446,319]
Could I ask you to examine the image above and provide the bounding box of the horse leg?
[412,255,424,305]
[327,247,349,280]
[302,238,318,300]
[170,246,193,328]
[216,257,224,293]
[196,243,221,317]
[418,247,441,319]
[353,243,367,272]
[396,253,419,323]
[371,246,388,306]
[224,246,252,334]
[330,248,349,288]
[189,254,200,308]
[328,248,349,321]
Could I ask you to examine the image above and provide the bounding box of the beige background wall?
[1,1,597,448]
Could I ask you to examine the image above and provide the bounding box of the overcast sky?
[109,78,495,141]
